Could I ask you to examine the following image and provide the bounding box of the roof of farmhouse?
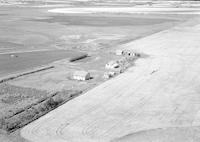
[73,71,90,77]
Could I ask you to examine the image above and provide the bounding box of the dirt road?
[21,17,200,142]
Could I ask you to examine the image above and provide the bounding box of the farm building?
[103,71,116,79]
[105,61,119,69]
[115,49,123,56]
[10,54,18,58]
[73,71,90,81]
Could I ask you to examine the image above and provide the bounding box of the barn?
[73,71,90,81]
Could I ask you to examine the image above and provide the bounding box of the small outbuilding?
[115,49,123,56]
[10,54,18,58]
[105,61,119,69]
[130,52,136,57]
[73,71,90,81]
[103,71,116,79]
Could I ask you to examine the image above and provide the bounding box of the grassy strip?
[0,66,54,84]
[0,90,82,132]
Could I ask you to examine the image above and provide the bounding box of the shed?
[103,71,116,79]
[112,67,125,74]
[73,71,90,81]
[130,52,136,57]
[115,49,123,56]
[105,61,119,69]
[10,54,18,58]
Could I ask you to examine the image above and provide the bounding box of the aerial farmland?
[0,0,200,142]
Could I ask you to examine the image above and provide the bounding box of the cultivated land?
[0,1,200,142]
[21,16,200,142]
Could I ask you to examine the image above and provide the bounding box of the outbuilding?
[115,49,123,56]
[73,71,90,81]
[103,71,116,79]
[105,61,119,69]
[10,54,18,58]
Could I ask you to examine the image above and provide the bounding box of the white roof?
[73,71,89,77]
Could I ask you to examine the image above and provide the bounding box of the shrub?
[0,118,5,129]
[43,98,54,110]
[4,116,21,131]
[31,105,43,116]
[52,95,64,104]
[34,103,46,114]
[69,54,88,62]
[19,108,37,124]
[70,91,82,98]
[0,90,83,132]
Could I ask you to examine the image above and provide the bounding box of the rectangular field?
[0,50,86,77]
